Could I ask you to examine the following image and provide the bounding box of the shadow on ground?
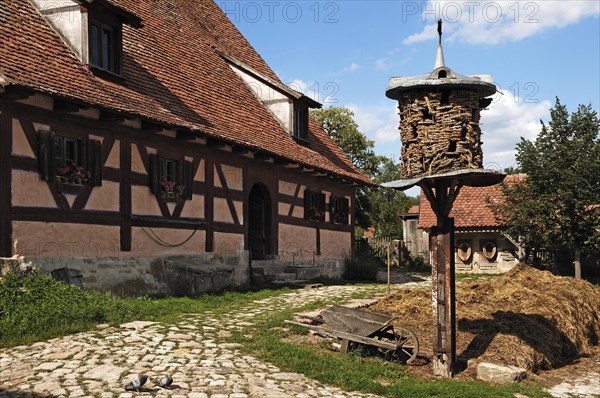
[458,311,579,370]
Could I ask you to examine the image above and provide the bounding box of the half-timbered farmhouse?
[0,0,373,294]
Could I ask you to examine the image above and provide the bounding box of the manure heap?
[371,264,600,372]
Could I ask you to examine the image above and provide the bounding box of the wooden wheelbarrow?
[285,305,419,364]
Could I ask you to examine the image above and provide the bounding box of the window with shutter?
[149,154,194,201]
[38,132,102,188]
[89,17,122,76]
[293,104,309,142]
[330,195,349,225]
[304,189,325,222]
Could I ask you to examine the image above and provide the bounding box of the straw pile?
[370,264,600,372]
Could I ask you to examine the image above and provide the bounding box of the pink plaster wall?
[214,232,244,253]
[320,229,351,259]
[85,181,119,212]
[278,202,290,216]
[12,221,206,259]
[213,198,243,224]
[180,195,205,219]
[11,119,35,157]
[278,223,317,260]
[13,221,122,259]
[132,186,162,216]
[131,144,145,175]
[11,170,56,208]
[105,140,120,169]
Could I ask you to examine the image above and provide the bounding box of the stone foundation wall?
[34,252,250,296]
[397,89,486,178]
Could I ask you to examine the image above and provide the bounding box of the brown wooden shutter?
[149,153,160,194]
[303,189,311,219]
[183,160,194,200]
[318,193,326,222]
[38,130,55,181]
[342,198,350,225]
[87,139,102,186]
[329,195,337,223]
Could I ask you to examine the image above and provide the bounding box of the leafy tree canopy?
[369,157,418,238]
[490,98,600,278]
[311,106,381,177]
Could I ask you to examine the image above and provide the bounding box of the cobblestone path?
[0,284,401,398]
[1,279,596,398]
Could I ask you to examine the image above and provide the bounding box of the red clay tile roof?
[418,174,526,229]
[0,0,372,185]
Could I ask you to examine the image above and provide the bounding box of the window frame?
[329,195,350,225]
[38,131,102,191]
[304,189,326,222]
[149,154,194,201]
[88,15,123,76]
[293,103,309,142]
[54,135,82,168]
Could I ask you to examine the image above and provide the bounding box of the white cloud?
[348,62,359,72]
[375,58,390,71]
[403,23,440,45]
[347,103,402,160]
[374,109,401,144]
[480,89,550,170]
[348,104,385,132]
[288,79,308,94]
[287,79,320,102]
[403,1,599,45]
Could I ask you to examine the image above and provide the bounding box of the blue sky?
[219,0,600,175]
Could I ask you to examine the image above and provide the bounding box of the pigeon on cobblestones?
[156,375,173,388]
[124,374,148,392]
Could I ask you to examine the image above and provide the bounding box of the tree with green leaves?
[311,106,416,237]
[310,106,381,176]
[490,99,600,279]
[369,157,418,238]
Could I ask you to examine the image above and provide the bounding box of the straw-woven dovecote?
[386,32,496,178]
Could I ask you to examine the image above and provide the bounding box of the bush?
[407,254,430,272]
[344,255,382,281]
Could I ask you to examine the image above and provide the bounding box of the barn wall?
[3,92,358,293]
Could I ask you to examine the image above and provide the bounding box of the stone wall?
[33,252,250,297]
[396,89,486,178]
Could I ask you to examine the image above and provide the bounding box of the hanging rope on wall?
[141,226,199,248]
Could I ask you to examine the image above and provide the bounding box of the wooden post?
[387,242,391,294]
[431,217,456,377]
[0,112,13,257]
[119,139,132,251]
[421,178,460,378]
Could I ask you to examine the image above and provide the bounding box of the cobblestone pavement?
[544,360,600,398]
[1,279,597,398]
[0,283,407,398]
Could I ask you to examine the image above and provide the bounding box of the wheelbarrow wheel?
[376,327,419,365]
[394,327,419,365]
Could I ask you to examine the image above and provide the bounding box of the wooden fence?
[355,237,409,266]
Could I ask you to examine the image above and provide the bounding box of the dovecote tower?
[386,21,496,178]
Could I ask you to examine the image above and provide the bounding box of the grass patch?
[0,273,289,348]
[229,303,550,398]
